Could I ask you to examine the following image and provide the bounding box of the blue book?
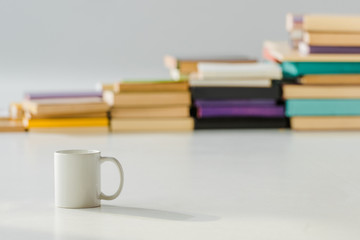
[281,62,360,78]
[286,99,360,116]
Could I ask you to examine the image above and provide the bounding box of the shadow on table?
[84,205,220,222]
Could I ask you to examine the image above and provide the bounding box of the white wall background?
[0,0,360,111]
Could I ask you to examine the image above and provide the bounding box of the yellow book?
[24,118,109,128]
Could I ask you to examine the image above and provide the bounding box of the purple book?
[25,91,103,100]
[300,43,360,54]
[195,99,277,108]
[198,106,285,118]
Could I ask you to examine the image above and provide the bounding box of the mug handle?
[100,157,124,200]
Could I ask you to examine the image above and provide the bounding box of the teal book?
[281,62,360,78]
[286,99,360,116]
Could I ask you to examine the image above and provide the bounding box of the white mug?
[54,149,124,208]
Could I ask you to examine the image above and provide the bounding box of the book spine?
[304,32,360,46]
[303,15,360,33]
[286,99,360,116]
[198,106,285,118]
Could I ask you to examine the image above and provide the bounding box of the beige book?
[304,32,360,46]
[263,41,360,62]
[114,81,189,92]
[28,126,109,134]
[189,74,272,87]
[25,111,108,119]
[0,119,25,132]
[300,75,360,85]
[111,118,194,132]
[283,85,360,99]
[111,106,189,118]
[23,101,110,116]
[291,116,360,130]
[103,91,191,107]
[9,102,24,120]
[303,15,360,33]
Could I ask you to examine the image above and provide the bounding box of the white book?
[298,42,310,55]
[190,80,271,87]
[197,62,282,79]
[189,78,271,87]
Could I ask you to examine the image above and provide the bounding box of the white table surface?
[1,130,360,240]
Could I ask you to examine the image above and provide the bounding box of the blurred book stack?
[264,14,360,130]
[189,62,289,129]
[103,79,193,132]
[0,103,26,132]
[21,92,110,133]
[286,13,303,49]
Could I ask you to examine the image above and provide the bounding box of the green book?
[286,99,360,116]
[281,62,360,78]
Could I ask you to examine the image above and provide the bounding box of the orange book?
[24,118,108,128]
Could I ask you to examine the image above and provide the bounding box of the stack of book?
[103,79,193,132]
[264,14,360,130]
[21,92,110,133]
[286,13,303,49]
[190,62,289,129]
[0,102,27,132]
[299,15,360,55]
[164,55,257,79]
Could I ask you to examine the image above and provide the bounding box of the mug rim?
[55,149,100,155]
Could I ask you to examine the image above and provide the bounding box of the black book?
[195,117,290,130]
[190,81,281,100]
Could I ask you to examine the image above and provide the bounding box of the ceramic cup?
[54,149,124,208]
